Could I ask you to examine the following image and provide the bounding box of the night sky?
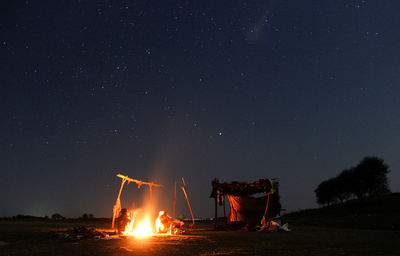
[1,0,399,218]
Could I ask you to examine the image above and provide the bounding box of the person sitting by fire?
[155,210,184,233]
[116,208,130,234]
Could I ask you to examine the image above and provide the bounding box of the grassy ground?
[1,220,399,256]
[282,193,400,230]
[2,194,400,255]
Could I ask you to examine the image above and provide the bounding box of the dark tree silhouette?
[353,156,390,199]
[315,156,391,205]
[315,178,337,205]
[51,213,65,220]
[334,168,355,203]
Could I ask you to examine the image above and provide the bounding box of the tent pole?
[214,197,218,229]
[223,196,226,218]
[262,193,271,226]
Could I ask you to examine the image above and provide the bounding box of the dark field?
[1,219,399,256]
[283,193,400,231]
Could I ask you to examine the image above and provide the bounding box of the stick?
[116,174,164,187]
[173,181,177,218]
[181,186,195,226]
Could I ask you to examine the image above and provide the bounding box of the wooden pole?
[173,181,177,218]
[223,196,226,218]
[262,193,271,226]
[149,183,153,214]
[116,179,127,204]
[181,186,195,226]
[116,174,164,188]
[214,197,218,229]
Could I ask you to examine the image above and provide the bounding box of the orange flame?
[119,210,180,237]
[121,211,154,237]
[155,215,165,233]
[131,218,153,237]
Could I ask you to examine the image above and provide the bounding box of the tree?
[315,157,391,205]
[353,156,390,199]
[315,178,337,205]
[334,168,355,203]
[51,213,65,221]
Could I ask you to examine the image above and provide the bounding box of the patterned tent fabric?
[210,178,279,198]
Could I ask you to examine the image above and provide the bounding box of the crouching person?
[117,208,130,235]
[155,210,184,234]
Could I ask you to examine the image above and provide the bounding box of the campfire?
[118,210,153,237]
[112,174,189,237]
[125,216,153,237]
[116,209,184,237]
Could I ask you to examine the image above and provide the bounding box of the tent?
[210,178,281,228]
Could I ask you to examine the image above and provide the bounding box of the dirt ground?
[1,220,399,256]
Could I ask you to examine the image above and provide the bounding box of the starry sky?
[1,0,399,218]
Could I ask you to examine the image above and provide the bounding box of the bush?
[315,178,337,205]
[51,213,65,221]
